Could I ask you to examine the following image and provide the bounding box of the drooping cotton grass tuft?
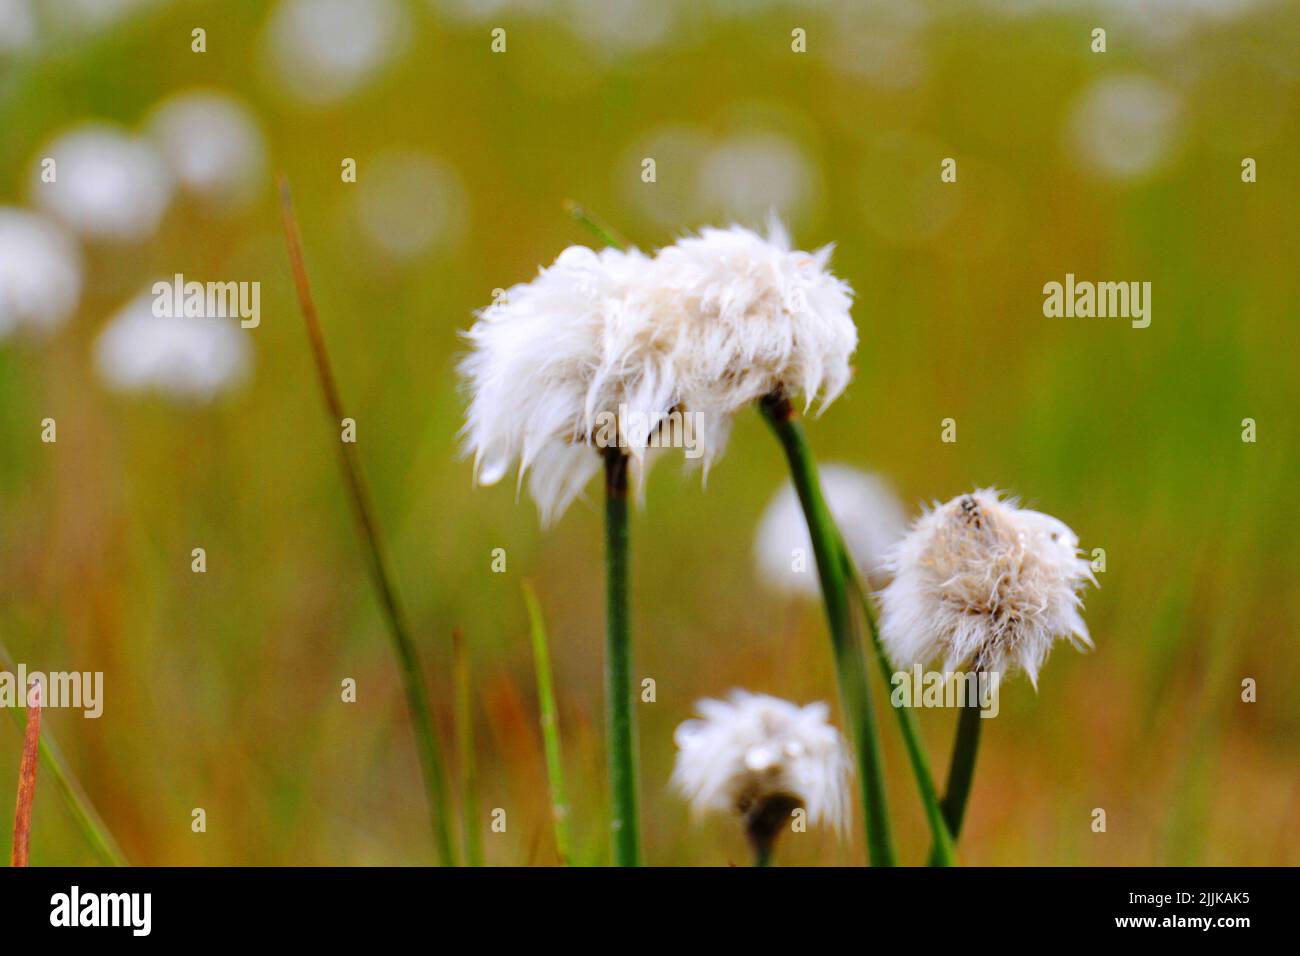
[459,244,662,524]
[755,464,906,597]
[0,208,82,341]
[879,489,1096,687]
[673,690,851,862]
[460,220,856,523]
[94,290,251,403]
[645,219,857,464]
[30,123,173,243]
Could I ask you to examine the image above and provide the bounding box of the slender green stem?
[452,628,483,867]
[603,447,640,866]
[937,699,983,844]
[564,200,631,250]
[754,843,773,867]
[279,176,456,866]
[0,642,128,866]
[841,555,956,866]
[522,580,573,865]
[758,394,895,866]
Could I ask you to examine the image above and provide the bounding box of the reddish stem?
[12,680,42,867]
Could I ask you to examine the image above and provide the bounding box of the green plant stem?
[754,843,773,867]
[522,581,573,865]
[0,642,127,866]
[564,200,631,249]
[841,555,956,866]
[603,447,640,866]
[279,175,456,866]
[935,699,983,850]
[452,628,483,867]
[758,394,895,866]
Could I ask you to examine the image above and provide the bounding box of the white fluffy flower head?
[879,489,1096,687]
[672,690,851,834]
[459,244,658,524]
[756,464,906,596]
[645,219,857,458]
[459,220,857,524]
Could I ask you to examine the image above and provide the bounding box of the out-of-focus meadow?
[1,0,1298,865]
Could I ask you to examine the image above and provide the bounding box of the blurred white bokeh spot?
[432,0,545,23]
[0,0,36,52]
[698,131,820,227]
[1067,75,1183,181]
[617,124,711,229]
[144,89,268,215]
[354,149,468,262]
[0,208,83,341]
[755,464,908,598]
[43,0,169,37]
[564,0,675,54]
[95,290,251,403]
[260,0,409,107]
[30,123,174,243]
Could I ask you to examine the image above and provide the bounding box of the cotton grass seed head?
[755,464,906,596]
[878,489,1096,687]
[460,220,857,524]
[672,690,851,842]
[650,218,857,426]
[458,244,660,524]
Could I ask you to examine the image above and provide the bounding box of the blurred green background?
[1,0,1297,865]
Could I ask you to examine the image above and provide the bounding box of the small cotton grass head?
[672,689,851,862]
[879,489,1096,687]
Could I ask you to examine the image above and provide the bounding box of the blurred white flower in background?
[0,0,36,53]
[43,0,169,37]
[826,0,930,89]
[564,0,675,54]
[144,90,267,215]
[260,0,408,108]
[354,149,468,262]
[618,125,819,231]
[29,123,173,243]
[979,0,1271,48]
[432,0,546,23]
[94,290,251,403]
[756,464,906,597]
[1067,75,1183,181]
[0,208,82,340]
[618,124,711,229]
[698,131,820,227]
